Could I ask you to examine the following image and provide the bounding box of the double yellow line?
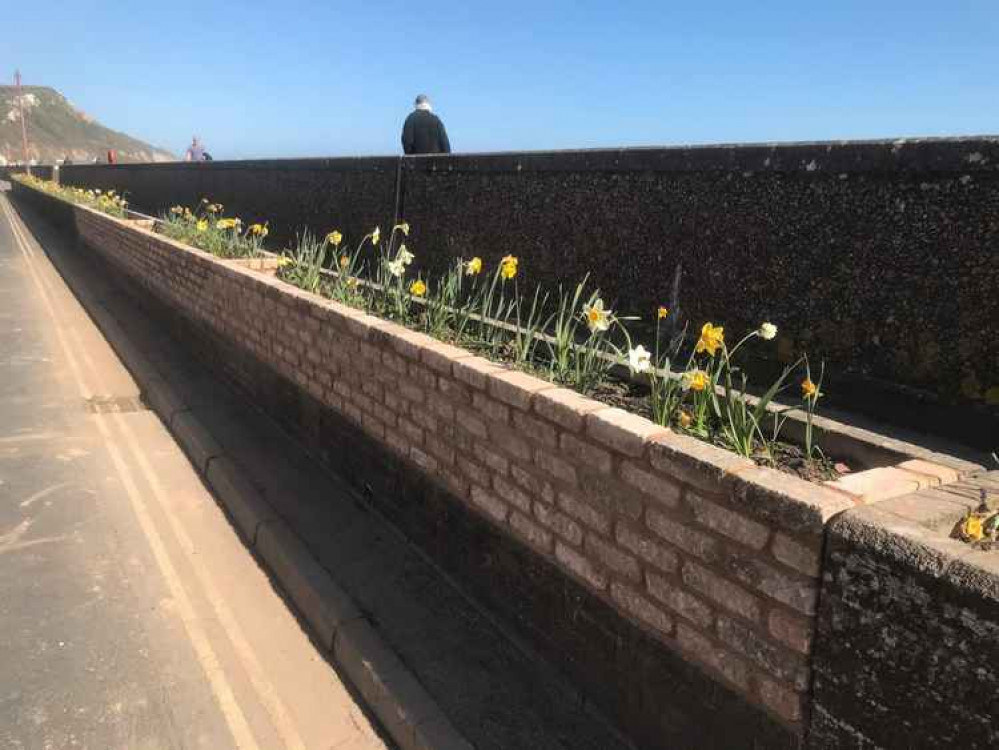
[0,196,307,750]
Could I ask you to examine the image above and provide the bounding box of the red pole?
[14,70,30,174]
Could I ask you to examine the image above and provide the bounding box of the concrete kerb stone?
[204,456,278,544]
[170,410,223,474]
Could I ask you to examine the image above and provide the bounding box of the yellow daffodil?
[801,378,819,399]
[170,205,184,215]
[207,203,223,214]
[500,255,518,280]
[465,257,483,276]
[196,220,208,232]
[346,277,359,289]
[961,514,985,541]
[371,227,381,245]
[657,306,669,320]
[683,369,710,392]
[277,256,292,267]
[216,218,237,230]
[327,230,343,247]
[583,298,612,333]
[248,223,268,237]
[678,410,693,428]
[394,222,410,236]
[410,279,427,297]
[695,322,725,357]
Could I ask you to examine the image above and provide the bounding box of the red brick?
[420,341,472,374]
[488,370,555,411]
[453,356,505,390]
[510,512,553,552]
[469,485,509,524]
[488,423,533,462]
[555,542,608,591]
[646,572,714,629]
[584,533,641,583]
[534,448,578,487]
[560,433,613,475]
[493,475,533,514]
[472,391,509,424]
[682,561,763,623]
[646,508,719,563]
[532,388,605,431]
[455,408,488,439]
[557,491,612,535]
[610,583,673,638]
[586,408,669,458]
[619,461,682,509]
[533,502,584,546]
[615,523,680,574]
[768,608,814,656]
[771,533,822,578]
[726,555,819,616]
[675,623,752,692]
[457,455,492,488]
[757,676,804,724]
[511,410,559,448]
[686,492,771,550]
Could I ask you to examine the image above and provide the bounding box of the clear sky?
[5,1,997,159]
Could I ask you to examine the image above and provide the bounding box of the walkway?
[0,188,388,749]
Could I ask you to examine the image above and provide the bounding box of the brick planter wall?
[11,180,983,749]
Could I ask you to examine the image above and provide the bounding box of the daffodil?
[394,222,410,236]
[758,322,777,340]
[801,378,819,399]
[657,306,669,320]
[386,259,405,277]
[327,230,343,247]
[371,227,381,245]
[500,255,518,280]
[410,279,427,297]
[678,410,693,428]
[628,345,652,374]
[196,220,208,232]
[170,205,184,215]
[339,255,350,269]
[582,298,612,333]
[695,322,725,356]
[961,514,985,542]
[277,256,292,267]
[216,218,237,230]
[397,246,415,266]
[248,223,268,237]
[465,257,483,276]
[683,369,710,392]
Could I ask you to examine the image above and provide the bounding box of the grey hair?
[414,94,431,106]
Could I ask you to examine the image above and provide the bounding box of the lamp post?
[14,70,30,174]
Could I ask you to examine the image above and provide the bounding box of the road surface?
[0,187,388,750]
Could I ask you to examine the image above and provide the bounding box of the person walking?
[401,94,451,155]
[184,136,206,162]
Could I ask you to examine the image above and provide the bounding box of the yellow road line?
[1,195,260,750]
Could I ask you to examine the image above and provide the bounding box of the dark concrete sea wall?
[59,158,399,252]
[0,165,54,181]
[810,478,999,749]
[55,138,999,449]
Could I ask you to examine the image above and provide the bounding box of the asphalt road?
[0,188,388,750]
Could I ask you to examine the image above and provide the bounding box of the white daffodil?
[386,259,406,277]
[758,322,778,340]
[397,245,415,266]
[582,298,612,333]
[628,345,652,374]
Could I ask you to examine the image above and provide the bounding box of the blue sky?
[5,1,997,159]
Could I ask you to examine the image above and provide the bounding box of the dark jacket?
[402,109,451,155]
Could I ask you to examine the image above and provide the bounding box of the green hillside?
[0,86,173,164]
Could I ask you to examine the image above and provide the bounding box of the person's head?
[414,94,432,111]
[192,135,200,146]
